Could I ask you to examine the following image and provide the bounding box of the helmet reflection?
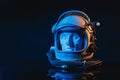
[48,65,102,80]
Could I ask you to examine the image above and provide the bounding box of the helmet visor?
[56,30,88,52]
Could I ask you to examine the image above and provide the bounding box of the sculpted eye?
[61,36,66,40]
[60,32,71,40]
[73,35,80,40]
[60,34,67,40]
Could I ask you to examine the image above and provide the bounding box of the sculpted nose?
[67,36,73,47]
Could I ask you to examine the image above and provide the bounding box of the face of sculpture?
[59,32,83,51]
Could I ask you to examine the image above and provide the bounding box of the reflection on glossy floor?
[1,62,120,80]
[48,65,103,80]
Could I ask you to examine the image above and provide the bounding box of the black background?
[0,0,120,80]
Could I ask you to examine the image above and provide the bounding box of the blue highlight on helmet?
[47,10,102,68]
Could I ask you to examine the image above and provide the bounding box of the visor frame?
[54,26,88,53]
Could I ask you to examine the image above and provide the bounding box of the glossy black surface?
[0,61,120,80]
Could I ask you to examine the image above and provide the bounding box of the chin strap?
[47,46,102,69]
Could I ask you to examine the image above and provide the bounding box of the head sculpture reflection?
[48,66,102,80]
[47,10,102,68]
